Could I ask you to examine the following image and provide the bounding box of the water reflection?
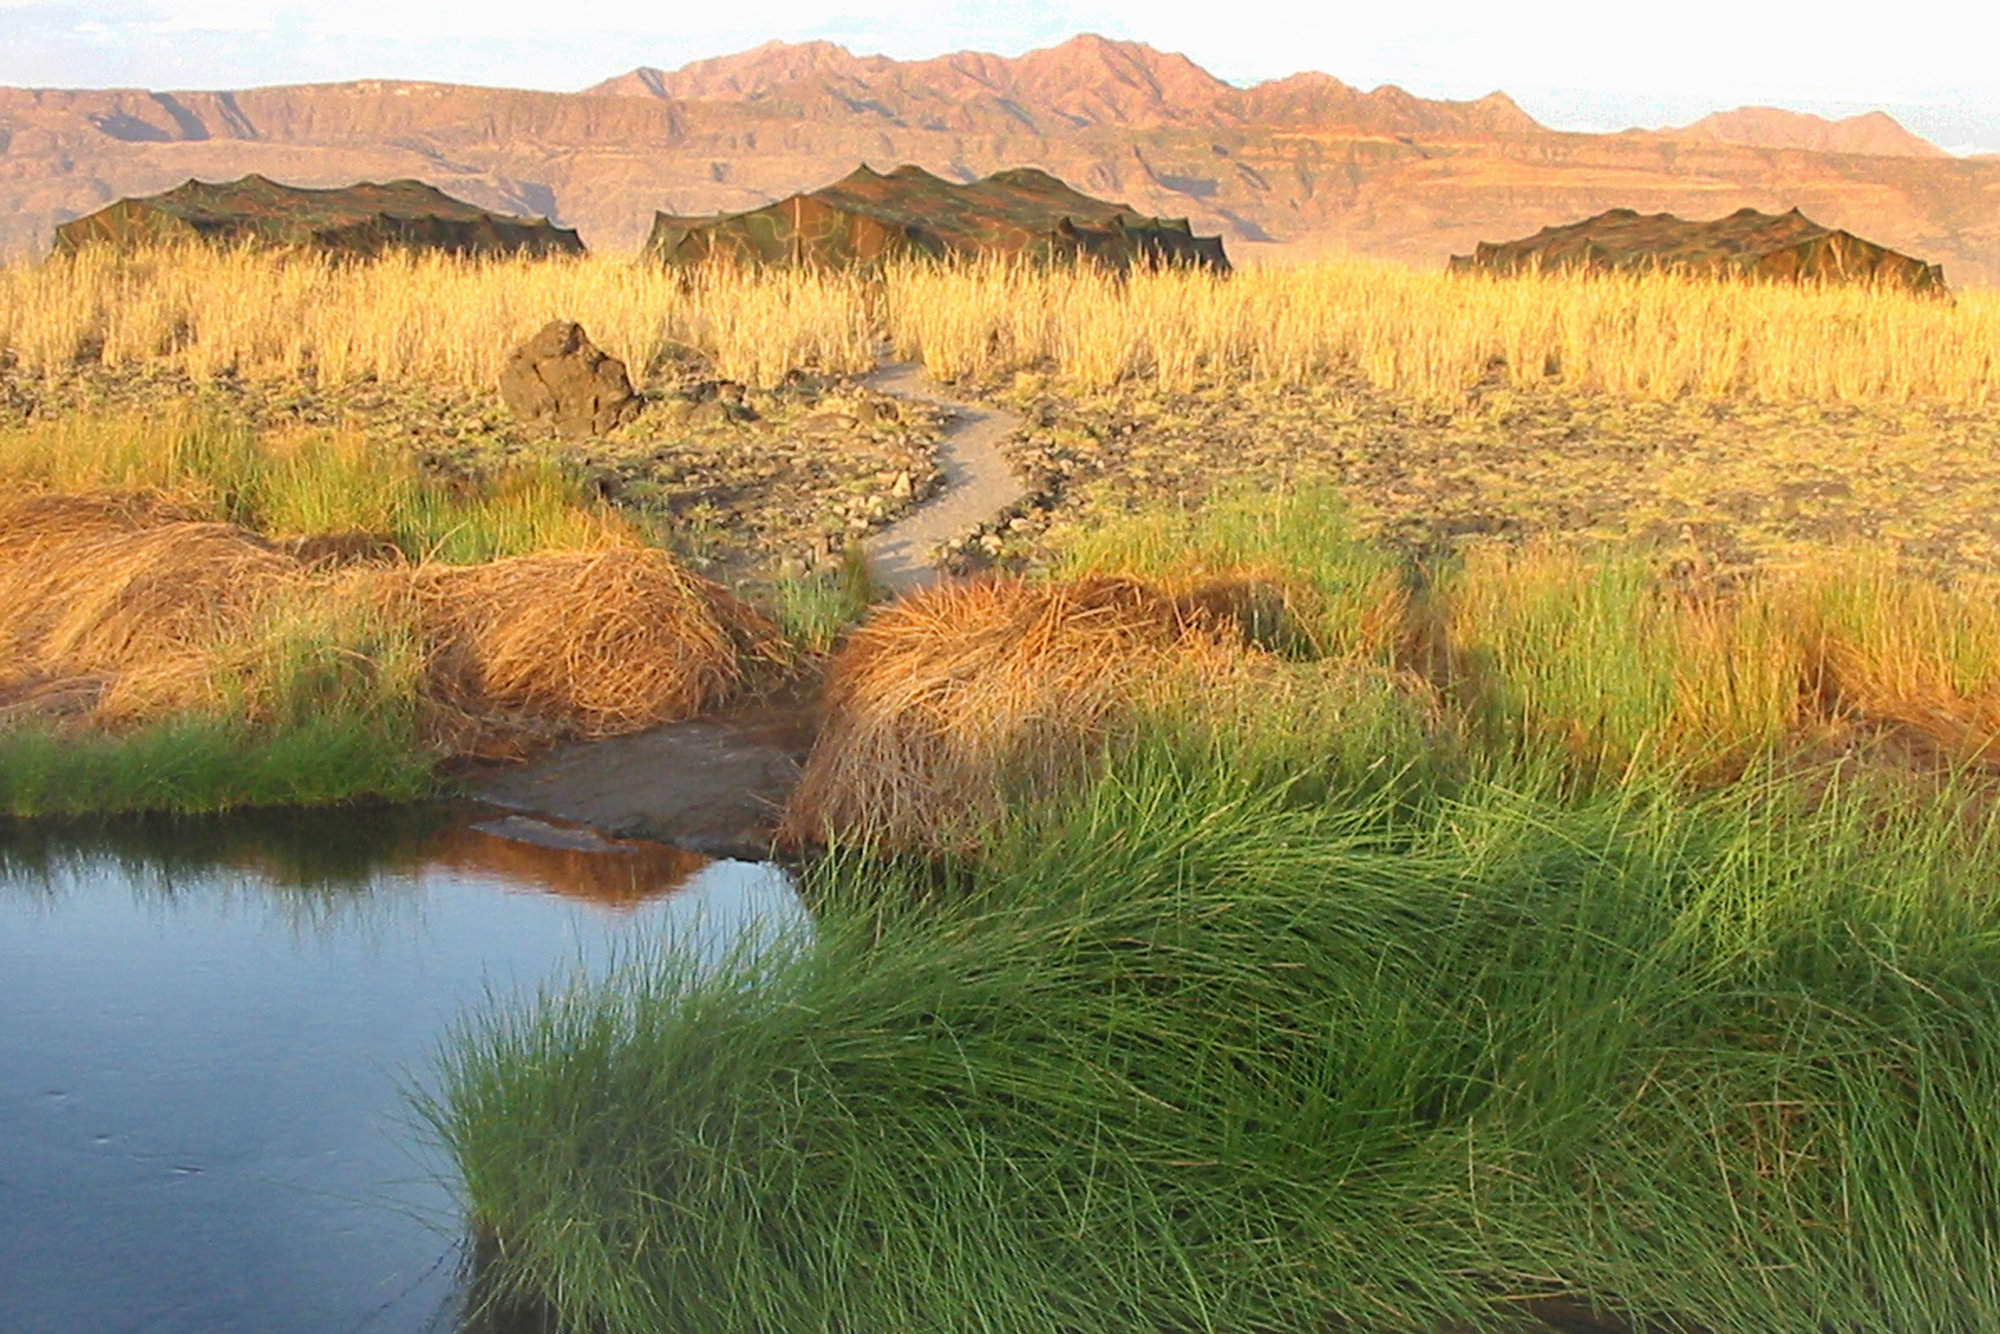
[1,804,769,931]
[0,804,805,1334]
[431,815,714,909]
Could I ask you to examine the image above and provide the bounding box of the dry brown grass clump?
[371,548,787,754]
[780,574,1259,853]
[0,490,201,549]
[0,490,302,721]
[1789,562,2000,766]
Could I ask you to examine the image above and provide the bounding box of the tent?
[643,164,1230,273]
[1448,206,1945,294]
[52,175,584,259]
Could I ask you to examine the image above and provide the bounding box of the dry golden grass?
[0,488,778,755]
[888,258,2000,404]
[4,246,1996,406]
[0,245,878,391]
[779,574,1265,853]
[0,491,300,721]
[1439,540,2000,777]
[378,548,784,751]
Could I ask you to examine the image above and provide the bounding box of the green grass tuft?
[765,543,879,656]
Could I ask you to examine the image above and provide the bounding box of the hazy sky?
[6,0,1997,152]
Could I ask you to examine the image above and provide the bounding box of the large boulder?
[499,321,639,437]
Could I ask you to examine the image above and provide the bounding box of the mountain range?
[4,34,1996,284]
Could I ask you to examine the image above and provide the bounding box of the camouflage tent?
[53,174,583,259]
[643,164,1230,273]
[1449,206,1945,294]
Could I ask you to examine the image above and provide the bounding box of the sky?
[5,0,1998,153]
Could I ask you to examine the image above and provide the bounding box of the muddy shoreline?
[465,688,819,861]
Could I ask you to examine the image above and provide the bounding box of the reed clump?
[785,494,2000,853]
[1053,484,1411,662]
[0,491,302,722]
[1440,540,2000,779]
[376,548,784,757]
[0,408,638,564]
[780,574,1278,852]
[0,488,779,802]
[1791,559,2000,762]
[431,711,2000,1334]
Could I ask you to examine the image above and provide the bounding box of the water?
[0,807,806,1334]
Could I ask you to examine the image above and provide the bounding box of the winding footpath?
[860,361,1027,592]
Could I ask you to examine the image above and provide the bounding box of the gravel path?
[861,361,1026,592]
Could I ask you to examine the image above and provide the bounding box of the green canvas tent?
[643,164,1230,273]
[52,175,584,259]
[1448,206,1945,294]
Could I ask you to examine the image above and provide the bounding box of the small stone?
[889,471,914,500]
[686,398,730,428]
[799,412,859,437]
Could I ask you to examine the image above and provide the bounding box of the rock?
[853,397,900,426]
[889,471,914,500]
[498,320,638,437]
[799,411,859,437]
[685,398,732,428]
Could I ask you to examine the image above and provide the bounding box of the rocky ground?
[11,353,1999,585]
[0,357,950,581]
[930,367,2000,579]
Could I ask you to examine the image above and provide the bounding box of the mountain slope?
[3,35,1995,285]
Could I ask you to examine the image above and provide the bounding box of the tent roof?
[53,174,583,257]
[645,164,1229,272]
[1449,206,1945,293]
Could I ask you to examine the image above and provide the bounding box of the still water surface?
[0,807,804,1334]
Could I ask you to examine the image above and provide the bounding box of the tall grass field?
[4,244,1997,404]
[8,245,2000,1329]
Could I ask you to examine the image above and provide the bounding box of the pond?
[0,806,805,1334]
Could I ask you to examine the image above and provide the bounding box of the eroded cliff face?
[6,35,1994,284]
